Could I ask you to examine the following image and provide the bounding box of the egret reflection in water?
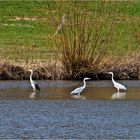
[30,92,40,99]
[71,95,86,100]
[111,92,126,100]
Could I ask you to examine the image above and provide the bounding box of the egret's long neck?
[83,79,86,88]
[111,74,115,84]
[30,71,33,82]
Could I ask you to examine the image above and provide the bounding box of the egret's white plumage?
[71,77,90,95]
[28,70,40,92]
[108,72,126,92]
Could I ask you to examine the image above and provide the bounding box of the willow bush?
[48,1,136,79]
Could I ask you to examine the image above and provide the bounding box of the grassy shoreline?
[0,1,140,80]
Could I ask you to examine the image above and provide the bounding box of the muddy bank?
[0,61,139,80]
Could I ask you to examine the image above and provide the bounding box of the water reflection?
[111,92,126,100]
[30,92,40,99]
[71,95,86,100]
[2,80,140,100]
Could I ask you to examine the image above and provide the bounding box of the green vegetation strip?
[0,1,140,67]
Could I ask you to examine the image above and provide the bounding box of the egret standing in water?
[108,72,126,92]
[71,77,90,95]
[28,70,40,92]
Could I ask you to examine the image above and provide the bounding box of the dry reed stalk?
[48,1,118,79]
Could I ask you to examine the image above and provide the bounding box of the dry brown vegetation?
[0,60,64,80]
[0,59,139,80]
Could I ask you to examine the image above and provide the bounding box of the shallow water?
[1,80,140,139]
[0,80,140,100]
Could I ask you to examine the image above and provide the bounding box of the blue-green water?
[0,80,140,139]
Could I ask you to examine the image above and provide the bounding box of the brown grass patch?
[0,59,139,80]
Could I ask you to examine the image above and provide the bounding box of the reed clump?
[48,1,129,79]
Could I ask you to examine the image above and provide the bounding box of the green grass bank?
[0,1,140,80]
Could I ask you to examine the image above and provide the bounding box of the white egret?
[71,77,90,95]
[108,72,126,92]
[28,69,40,92]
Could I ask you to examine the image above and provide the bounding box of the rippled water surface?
[0,80,140,139]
